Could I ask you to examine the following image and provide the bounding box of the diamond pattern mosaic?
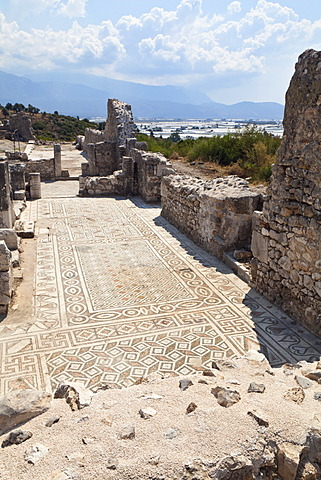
[0,182,321,395]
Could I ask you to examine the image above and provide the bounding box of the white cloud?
[57,0,87,18]
[1,0,321,93]
[0,14,124,71]
[227,2,242,15]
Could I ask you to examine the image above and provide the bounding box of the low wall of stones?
[161,175,262,259]
[79,171,127,197]
[251,49,321,336]
[24,158,55,181]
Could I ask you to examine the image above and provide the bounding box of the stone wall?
[105,98,135,146]
[162,175,262,259]
[79,171,127,197]
[83,141,118,176]
[83,128,105,153]
[131,148,173,202]
[24,158,55,181]
[8,113,36,142]
[251,49,321,336]
[0,240,13,314]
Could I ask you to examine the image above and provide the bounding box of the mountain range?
[0,70,284,120]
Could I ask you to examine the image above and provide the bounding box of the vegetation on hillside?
[136,125,282,182]
[0,103,98,142]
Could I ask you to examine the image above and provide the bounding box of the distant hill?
[0,71,284,120]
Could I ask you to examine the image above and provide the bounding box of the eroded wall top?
[105,99,135,146]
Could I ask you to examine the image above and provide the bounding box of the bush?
[137,125,281,183]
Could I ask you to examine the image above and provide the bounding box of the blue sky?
[1,0,321,104]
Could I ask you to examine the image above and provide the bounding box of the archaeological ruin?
[0,49,321,479]
[251,49,321,336]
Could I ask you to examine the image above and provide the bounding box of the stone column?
[29,173,41,199]
[54,144,62,178]
[0,161,14,228]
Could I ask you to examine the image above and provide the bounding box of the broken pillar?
[29,172,41,199]
[54,144,62,178]
[0,161,14,228]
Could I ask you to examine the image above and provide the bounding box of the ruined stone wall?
[83,141,118,177]
[24,158,55,181]
[0,240,13,314]
[83,128,106,153]
[79,171,126,197]
[8,113,36,142]
[162,175,262,259]
[105,99,135,146]
[252,49,321,335]
[131,149,173,202]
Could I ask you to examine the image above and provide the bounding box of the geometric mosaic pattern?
[0,181,321,395]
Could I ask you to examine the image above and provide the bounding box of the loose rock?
[45,416,61,427]
[106,457,118,470]
[1,429,32,448]
[277,442,303,480]
[247,409,269,428]
[24,444,49,464]
[164,428,178,439]
[304,371,321,383]
[119,425,135,440]
[211,386,241,408]
[186,402,197,414]
[139,407,157,419]
[284,387,305,404]
[179,379,193,391]
[247,382,266,393]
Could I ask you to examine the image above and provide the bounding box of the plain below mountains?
[0,70,284,120]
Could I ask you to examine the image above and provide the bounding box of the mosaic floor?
[1,182,321,394]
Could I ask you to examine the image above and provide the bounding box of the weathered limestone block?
[29,172,41,199]
[252,49,321,335]
[162,175,261,259]
[0,228,19,250]
[0,389,52,436]
[0,240,11,272]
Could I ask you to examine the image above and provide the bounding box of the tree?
[12,103,25,112]
[1,107,9,117]
[27,104,40,114]
[5,103,12,111]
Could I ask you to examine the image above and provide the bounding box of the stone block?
[0,389,52,436]
[13,190,26,201]
[251,230,269,264]
[0,270,13,296]
[0,240,11,272]
[14,220,35,238]
[0,229,19,250]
